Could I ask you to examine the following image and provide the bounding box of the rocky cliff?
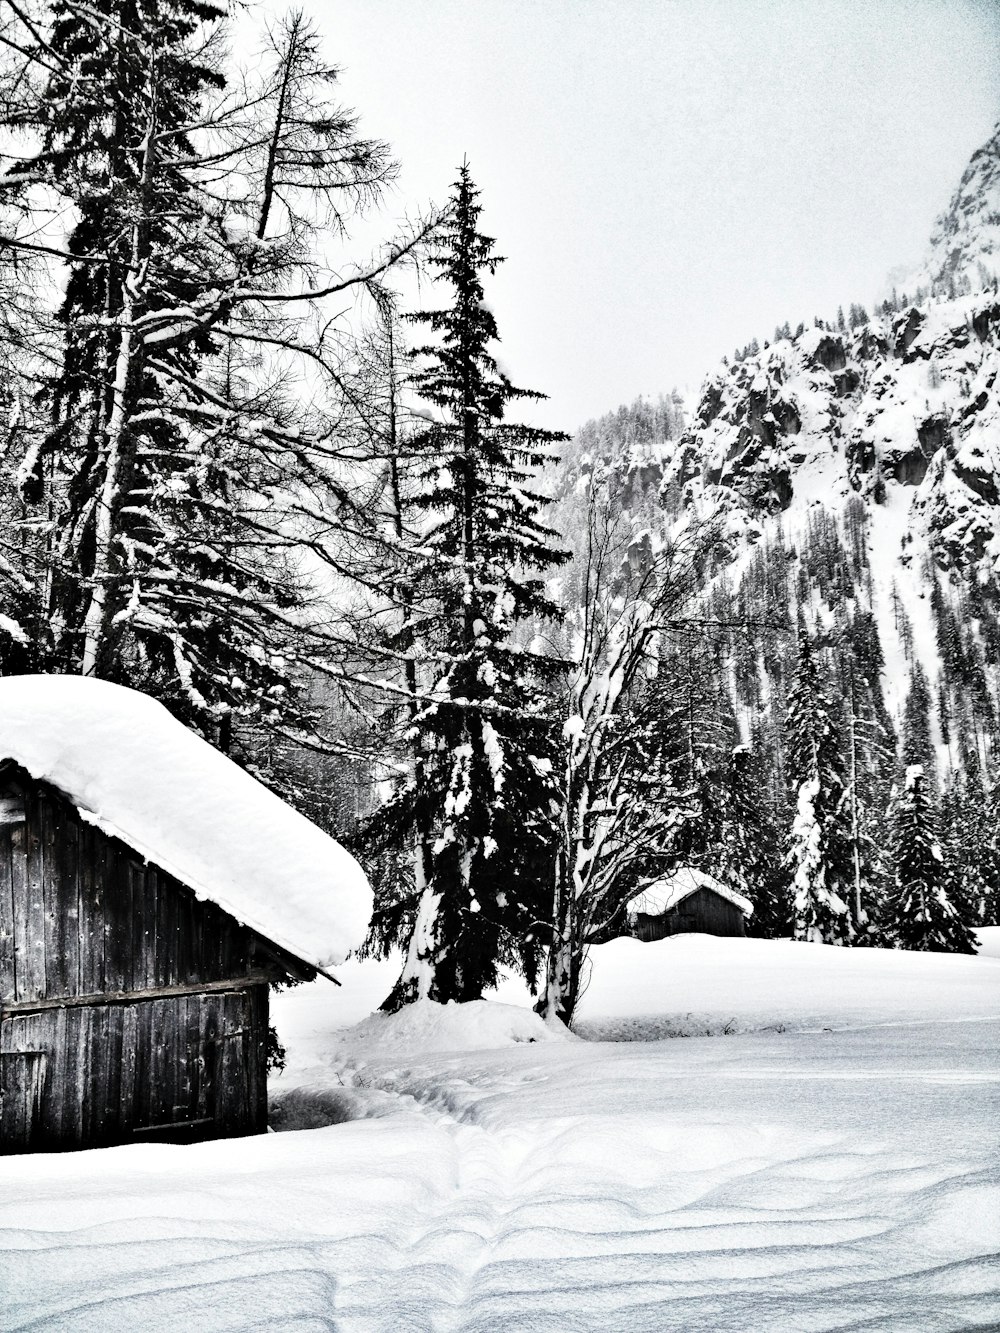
[558,120,1000,799]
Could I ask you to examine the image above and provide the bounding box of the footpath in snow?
[1,936,999,1332]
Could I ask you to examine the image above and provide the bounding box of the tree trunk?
[539,932,582,1026]
[380,863,440,1012]
[537,780,586,1026]
[80,301,135,676]
[81,64,158,677]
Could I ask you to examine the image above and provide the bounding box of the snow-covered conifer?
[888,765,976,953]
[940,768,1000,927]
[377,164,568,1009]
[900,663,937,789]
[785,632,854,944]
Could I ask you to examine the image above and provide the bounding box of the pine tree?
[785,632,854,943]
[378,164,568,1009]
[888,766,976,952]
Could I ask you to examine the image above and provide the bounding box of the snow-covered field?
[3,937,999,1331]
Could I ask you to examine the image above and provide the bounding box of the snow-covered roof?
[627,866,753,919]
[0,675,372,971]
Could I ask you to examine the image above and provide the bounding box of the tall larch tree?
[0,3,415,769]
[11,0,241,694]
[379,164,568,1010]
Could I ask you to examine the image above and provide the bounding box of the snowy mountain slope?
[670,293,1000,583]
[920,118,1000,295]
[667,290,1000,718]
[559,123,1000,792]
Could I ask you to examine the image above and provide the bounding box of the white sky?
[285,0,999,431]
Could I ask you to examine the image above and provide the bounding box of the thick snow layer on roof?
[0,675,371,970]
[627,865,753,918]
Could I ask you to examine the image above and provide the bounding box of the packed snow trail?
[2,939,998,1331]
[2,1021,999,1331]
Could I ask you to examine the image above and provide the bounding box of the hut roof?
[0,675,372,971]
[627,867,753,919]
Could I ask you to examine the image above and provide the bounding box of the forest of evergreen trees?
[0,0,991,1029]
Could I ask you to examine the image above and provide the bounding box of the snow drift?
[4,936,998,1330]
[336,997,572,1052]
[572,934,1000,1040]
[0,675,372,969]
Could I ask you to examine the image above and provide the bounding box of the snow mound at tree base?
[338,997,573,1052]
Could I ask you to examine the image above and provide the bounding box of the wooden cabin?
[627,868,752,941]
[0,676,371,1156]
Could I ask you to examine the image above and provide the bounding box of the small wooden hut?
[0,676,371,1155]
[627,868,752,941]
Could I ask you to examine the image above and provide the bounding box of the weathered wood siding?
[634,888,746,941]
[0,767,272,1154]
[1,986,267,1152]
[0,772,258,1004]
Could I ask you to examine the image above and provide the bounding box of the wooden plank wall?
[0,769,272,1153]
[635,888,747,941]
[0,986,268,1153]
[0,774,256,1004]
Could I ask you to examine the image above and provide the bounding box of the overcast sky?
[286,0,999,430]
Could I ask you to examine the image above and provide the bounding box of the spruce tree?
[379,164,568,1009]
[888,766,976,953]
[785,632,854,943]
